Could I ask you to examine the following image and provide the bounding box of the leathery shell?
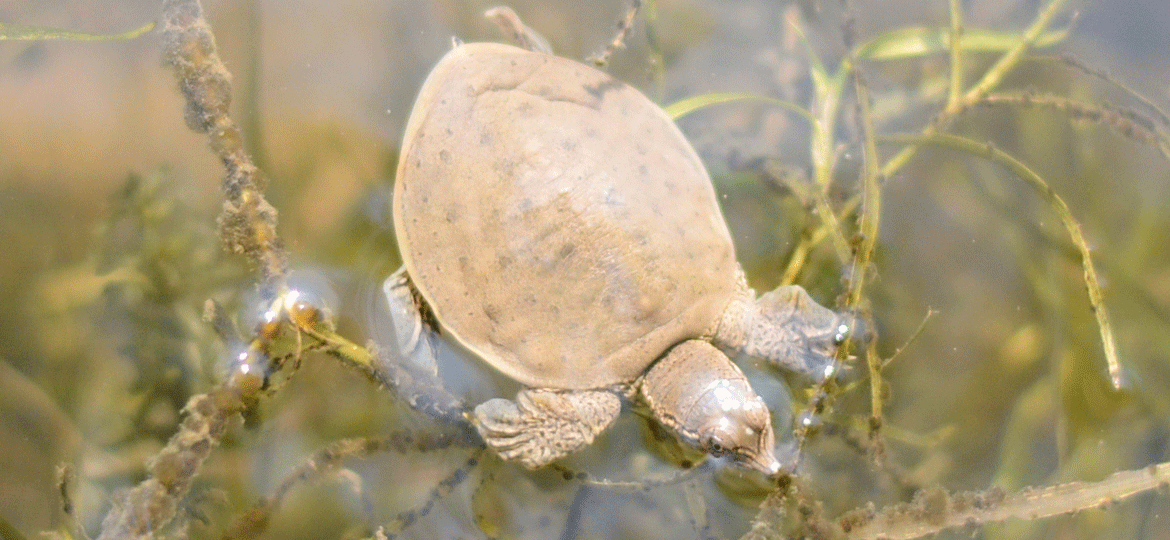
[393,42,738,389]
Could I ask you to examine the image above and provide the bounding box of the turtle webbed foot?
[744,285,851,380]
[474,389,620,469]
[383,267,440,374]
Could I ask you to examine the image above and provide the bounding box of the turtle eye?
[702,434,729,457]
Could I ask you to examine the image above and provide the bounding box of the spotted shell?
[393,42,739,389]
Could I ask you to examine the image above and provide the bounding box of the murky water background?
[2,0,1169,538]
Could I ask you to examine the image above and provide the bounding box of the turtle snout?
[733,422,783,478]
[696,397,783,478]
[741,444,783,478]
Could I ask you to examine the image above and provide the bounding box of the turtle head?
[689,379,782,477]
[642,341,783,477]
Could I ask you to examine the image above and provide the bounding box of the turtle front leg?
[716,281,850,380]
[474,389,621,469]
[382,267,440,374]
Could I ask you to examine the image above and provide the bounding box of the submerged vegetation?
[1,0,1168,538]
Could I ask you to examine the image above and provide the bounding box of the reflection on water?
[2,0,1169,538]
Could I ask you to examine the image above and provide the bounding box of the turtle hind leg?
[383,267,441,375]
[719,284,850,380]
[380,267,467,422]
[474,389,621,469]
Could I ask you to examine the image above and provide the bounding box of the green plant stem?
[946,0,964,109]
[879,0,1072,180]
[878,132,1123,390]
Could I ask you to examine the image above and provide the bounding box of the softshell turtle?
[384,41,846,477]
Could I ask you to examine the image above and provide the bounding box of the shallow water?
[2,0,1169,538]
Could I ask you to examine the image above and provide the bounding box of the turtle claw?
[744,285,849,380]
[474,389,620,469]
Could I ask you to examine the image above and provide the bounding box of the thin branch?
[162,0,288,302]
[841,461,1170,539]
[879,0,1072,180]
[878,132,1123,389]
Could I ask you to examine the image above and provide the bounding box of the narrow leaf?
[879,132,1125,390]
[664,92,815,125]
[856,25,1070,61]
[0,20,154,41]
